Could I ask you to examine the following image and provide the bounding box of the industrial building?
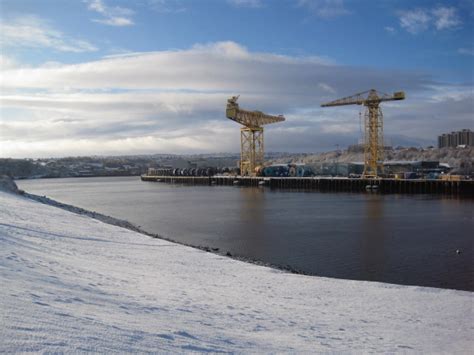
[438,129,473,148]
[308,161,447,178]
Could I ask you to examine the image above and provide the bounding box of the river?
[17,176,473,291]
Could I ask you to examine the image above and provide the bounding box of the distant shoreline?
[14,172,141,180]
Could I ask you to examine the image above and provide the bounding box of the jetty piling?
[140,175,473,196]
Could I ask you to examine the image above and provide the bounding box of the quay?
[141,175,474,196]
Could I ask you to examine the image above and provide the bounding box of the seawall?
[141,175,474,196]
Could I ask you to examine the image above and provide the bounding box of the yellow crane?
[226,96,285,176]
[321,89,405,178]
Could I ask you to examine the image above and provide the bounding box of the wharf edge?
[141,175,474,196]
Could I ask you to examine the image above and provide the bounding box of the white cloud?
[398,6,461,34]
[1,41,470,157]
[0,15,97,52]
[297,0,350,18]
[227,0,263,8]
[317,83,336,94]
[147,0,187,13]
[384,26,396,34]
[97,16,133,26]
[432,7,461,30]
[0,55,17,69]
[458,47,474,56]
[85,0,134,26]
[398,9,430,34]
[0,42,350,93]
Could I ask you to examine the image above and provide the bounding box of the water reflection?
[361,195,387,280]
[239,187,265,224]
[237,187,267,255]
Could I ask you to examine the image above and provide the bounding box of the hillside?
[270,147,474,173]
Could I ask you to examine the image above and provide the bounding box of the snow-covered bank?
[1,191,472,353]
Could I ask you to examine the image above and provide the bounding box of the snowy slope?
[0,191,472,353]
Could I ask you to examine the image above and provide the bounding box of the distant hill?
[2,147,472,178]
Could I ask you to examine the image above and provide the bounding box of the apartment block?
[438,129,473,148]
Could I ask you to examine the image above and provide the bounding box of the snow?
[0,190,472,353]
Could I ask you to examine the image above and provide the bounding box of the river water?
[18,176,473,291]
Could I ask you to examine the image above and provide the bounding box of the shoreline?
[22,192,313,276]
[4,176,470,292]
[0,173,311,277]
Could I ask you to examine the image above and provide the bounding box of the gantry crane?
[226,96,285,176]
[321,89,405,178]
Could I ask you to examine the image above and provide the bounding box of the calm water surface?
[18,176,473,291]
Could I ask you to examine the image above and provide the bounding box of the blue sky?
[1,0,473,157]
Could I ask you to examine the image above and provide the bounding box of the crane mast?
[321,89,405,178]
[226,96,285,176]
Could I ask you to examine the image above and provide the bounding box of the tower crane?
[321,89,405,178]
[226,96,285,176]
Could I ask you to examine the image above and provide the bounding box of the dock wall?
[140,175,474,196]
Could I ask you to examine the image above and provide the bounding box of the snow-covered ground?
[1,190,472,353]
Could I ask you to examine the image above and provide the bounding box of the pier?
[141,175,474,196]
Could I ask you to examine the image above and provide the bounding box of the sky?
[0,0,473,158]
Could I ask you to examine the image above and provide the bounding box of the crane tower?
[321,89,405,178]
[226,96,285,176]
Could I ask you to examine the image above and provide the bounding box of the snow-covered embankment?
[0,184,472,353]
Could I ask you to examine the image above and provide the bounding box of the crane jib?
[226,107,285,128]
[320,89,405,179]
[226,95,285,177]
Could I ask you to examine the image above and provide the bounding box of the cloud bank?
[1,41,471,158]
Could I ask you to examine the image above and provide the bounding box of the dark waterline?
[17,176,474,291]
